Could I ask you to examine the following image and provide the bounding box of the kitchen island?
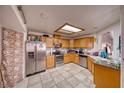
[72,53,121,88]
[87,55,121,88]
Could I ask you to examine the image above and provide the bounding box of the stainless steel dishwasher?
[79,55,88,68]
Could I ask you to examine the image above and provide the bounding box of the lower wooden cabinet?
[46,55,55,69]
[64,54,72,64]
[87,56,94,74]
[73,54,80,65]
[64,53,79,65]
[94,64,120,88]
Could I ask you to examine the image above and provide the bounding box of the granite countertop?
[78,54,121,70]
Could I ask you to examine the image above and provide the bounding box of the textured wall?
[1,27,24,87]
[0,26,4,88]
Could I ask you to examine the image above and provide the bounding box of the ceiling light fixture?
[55,23,84,35]
[61,25,82,32]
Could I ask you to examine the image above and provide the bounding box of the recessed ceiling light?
[55,23,84,34]
[61,25,82,32]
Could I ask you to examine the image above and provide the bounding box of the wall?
[0,5,26,32]
[0,6,4,88]
[1,28,24,88]
[93,22,121,60]
[120,6,124,88]
[0,5,27,87]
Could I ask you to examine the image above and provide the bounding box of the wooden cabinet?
[74,39,81,48]
[46,55,55,69]
[61,39,70,48]
[46,37,54,48]
[64,54,72,64]
[74,54,80,65]
[80,38,87,48]
[64,53,79,65]
[94,64,120,88]
[45,37,95,48]
[53,38,62,44]
[70,40,74,48]
[74,37,95,48]
[87,56,94,74]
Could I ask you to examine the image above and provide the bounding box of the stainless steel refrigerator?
[26,41,46,76]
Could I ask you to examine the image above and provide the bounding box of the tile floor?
[14,63,95,88]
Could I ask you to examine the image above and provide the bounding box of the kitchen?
[0,5,122,88]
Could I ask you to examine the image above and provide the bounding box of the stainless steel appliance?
[79,55,88,68]
[52,48,64,66]
[56,55,64,65]
[26,41,46,76]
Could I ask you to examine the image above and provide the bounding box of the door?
[35,42,46,72]
[26,42,36,75]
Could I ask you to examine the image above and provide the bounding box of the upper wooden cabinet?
[74,39,81,48]
[74,37,95,48]
[53,38,62,44]
[70,40,74,48]
[61,39,70,48]
[46,37,95,48]
[46,37,54,48]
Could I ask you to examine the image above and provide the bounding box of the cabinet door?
[53,38,59,44]
[91,62,94,74]
[62,39,70,48]
[87,57,92,72]
[74,39,80,48]
[47,55,55,69]
[70,40,74,48]
[46,38,53,48]
[80,38,87,48]
[62,39,66,48]
[74,54,80,65]
[64,54,74,64]
[66,39,70,48]
[88,57,94,74]
[64,56,71,64]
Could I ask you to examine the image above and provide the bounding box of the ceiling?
[22,5,120,38]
